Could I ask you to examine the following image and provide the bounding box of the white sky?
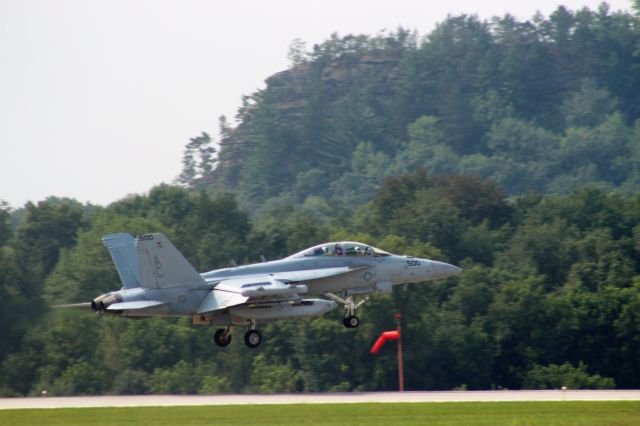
[0,0,633,208]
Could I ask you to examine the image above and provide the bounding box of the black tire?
[343,315,360,328]
[244,330,262,348]
[213,328,232,347]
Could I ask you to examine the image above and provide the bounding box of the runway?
[1,390,640,410]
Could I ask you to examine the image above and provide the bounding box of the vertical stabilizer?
[102,233,141,289]
[136,233,205,289]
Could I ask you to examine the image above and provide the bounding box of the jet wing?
[198,277,306,314]
[198,265,369,314]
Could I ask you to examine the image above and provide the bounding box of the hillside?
[195,6,640,210]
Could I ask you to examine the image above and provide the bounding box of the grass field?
[1,401,640,426]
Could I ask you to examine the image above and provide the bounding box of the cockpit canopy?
[287,241,391,259]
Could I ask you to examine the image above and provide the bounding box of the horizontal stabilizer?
[198,290,248,314]
[107,300,166,311]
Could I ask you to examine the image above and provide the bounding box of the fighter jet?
[79,233,461,348]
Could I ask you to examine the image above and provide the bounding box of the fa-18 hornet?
[72,233,461,348]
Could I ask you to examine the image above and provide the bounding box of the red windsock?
[370,330,401,354]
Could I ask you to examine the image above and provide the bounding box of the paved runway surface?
[2,390,640,409]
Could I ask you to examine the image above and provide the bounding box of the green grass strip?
[1,401,639,426]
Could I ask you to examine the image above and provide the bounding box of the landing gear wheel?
[213,328,232,347]
[324,293,368,330]
[343,315,360,329]
[244,330,262,348]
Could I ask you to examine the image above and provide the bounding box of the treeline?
[207,5,640,211]
[1,176,639,395]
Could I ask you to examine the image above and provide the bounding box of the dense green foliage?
[209,5,640,210]
[2,5,640,396]
[1,178,639,395]
[3,402,640,426]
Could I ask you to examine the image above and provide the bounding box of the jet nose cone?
[431,261,462,278]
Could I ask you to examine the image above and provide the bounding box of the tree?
[0,201,11,247]
[147,360,212,394]
[249,354,300,393]
[185,192,251,269]
[487,118,559,161]
[523,362,615,389]
[390,116,460,177]
[237,89,297,205]
[496,218,578,285]
[12,199,87,295]
[287,38,309,66]
[47,361,110,396]
[176,132,217,186]
[0,245,20,371]
[614,278,640,387]
[561,78,619,128]
[331,142,391,207]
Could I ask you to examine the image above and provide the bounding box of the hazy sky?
[0,0,633,208]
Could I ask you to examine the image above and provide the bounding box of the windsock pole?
[395,313,404,392]
[370,313,405,392]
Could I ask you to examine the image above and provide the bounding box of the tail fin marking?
[136,233,205,289]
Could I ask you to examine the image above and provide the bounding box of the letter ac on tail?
[136,233,205,289]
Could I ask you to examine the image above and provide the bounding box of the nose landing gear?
[343,315,360,328]
[324,293,368,329]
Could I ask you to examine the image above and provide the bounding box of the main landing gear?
[213,322,263,348]
[324,293,368,329]
[244,329,262,348]
[213,327,232,347]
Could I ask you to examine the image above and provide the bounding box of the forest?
[205,3,640,213]
[1,4,640,395]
